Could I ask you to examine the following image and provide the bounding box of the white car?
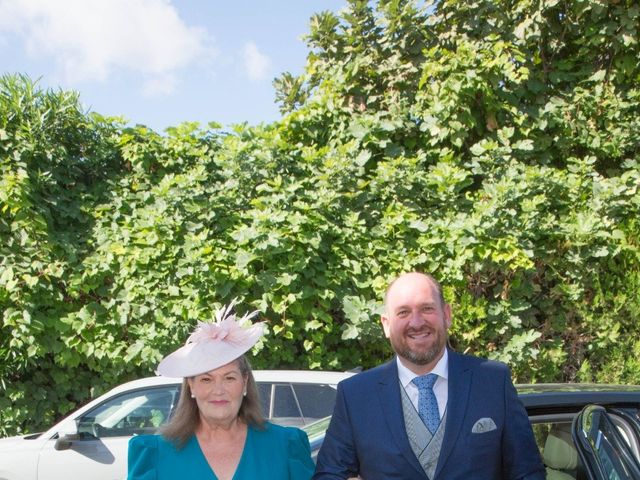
[0,370,354,480]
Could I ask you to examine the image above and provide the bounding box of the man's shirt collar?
[397,348,449,389]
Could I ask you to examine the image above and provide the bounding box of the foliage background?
[1,0,639,436]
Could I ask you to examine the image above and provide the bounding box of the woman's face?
[188,360,247,426]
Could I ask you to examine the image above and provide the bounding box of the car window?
[531,421,580,479]
[77,386,180,438]
[608,410,640,461]
[574,405,640,479]
[273,384,301,419]
[292,384,337,421]
[257,382,273,418]
[256,382,338,425]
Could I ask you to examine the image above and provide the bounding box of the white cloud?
[242,41,271,82]
[0,0,214,94]
[142,74,177,97]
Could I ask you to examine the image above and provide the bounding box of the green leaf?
[587,70,606,82]
[341,323,359,340]
[513,139,534,151]
[124,342,145,362]
[235,250,257,271]
[355,150,371,167]
[591,246,609,258]
[470,143,485,156]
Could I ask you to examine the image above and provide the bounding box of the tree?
[274,0,640,380]
[1,0,639,436]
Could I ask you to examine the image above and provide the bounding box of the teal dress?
[127,422,314,480]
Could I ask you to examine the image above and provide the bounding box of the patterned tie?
[412,373,440,434]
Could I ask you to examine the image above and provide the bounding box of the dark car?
[304,383,640,480]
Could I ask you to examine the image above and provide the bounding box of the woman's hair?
[160,355,265,448]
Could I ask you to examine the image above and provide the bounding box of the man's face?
[381,273,451,373]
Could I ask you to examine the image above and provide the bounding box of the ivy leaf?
[341,323,360,340]
[355,150,371,167]
[235,250,257,271]
[124,342,145,363]
[587,70,606,82]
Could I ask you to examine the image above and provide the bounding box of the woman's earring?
[243,391,247,397]
[190,394,195,398]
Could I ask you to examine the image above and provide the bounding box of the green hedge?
[1,0,639,436]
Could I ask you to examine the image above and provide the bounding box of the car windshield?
[78,386,179,437]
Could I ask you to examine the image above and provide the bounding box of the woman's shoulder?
[129,433,159,449]
[251,422,308,444]
[251,422,310,451]
[253,421,306,438]
[128,433,180,452]
[128,435,161,478]
[251,423,313,478]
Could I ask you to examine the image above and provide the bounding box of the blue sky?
[0,1,346,132]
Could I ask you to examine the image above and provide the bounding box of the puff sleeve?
[287,427,315,480]
[127,434,158,480]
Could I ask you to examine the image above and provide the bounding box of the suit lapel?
[434,350,472,478]
[377,359,428,479]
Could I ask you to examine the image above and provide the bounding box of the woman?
[127,303,314,479]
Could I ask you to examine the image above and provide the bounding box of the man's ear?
[443,303,452,329]
[380,314,391,338]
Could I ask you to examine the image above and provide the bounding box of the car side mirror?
[54,425,80,451]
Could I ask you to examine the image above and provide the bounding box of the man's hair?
[383,272,446,312]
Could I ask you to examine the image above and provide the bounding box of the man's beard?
[391,328,447,366]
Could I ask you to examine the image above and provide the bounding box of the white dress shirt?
[397,349,449,420]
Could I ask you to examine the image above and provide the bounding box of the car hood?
[0,433,43,452]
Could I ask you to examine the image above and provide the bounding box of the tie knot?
[412,373,438,390]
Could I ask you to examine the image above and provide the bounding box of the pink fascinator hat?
[157,302,265,377]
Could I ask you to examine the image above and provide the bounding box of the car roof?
[253,370,355,384]
[516,383,640,410]
[98,370,355,396]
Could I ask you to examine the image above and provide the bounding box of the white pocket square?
[472,417,497,433]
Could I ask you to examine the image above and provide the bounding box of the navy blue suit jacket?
[314,350,545,479]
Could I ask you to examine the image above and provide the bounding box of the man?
[314,272,545,479]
